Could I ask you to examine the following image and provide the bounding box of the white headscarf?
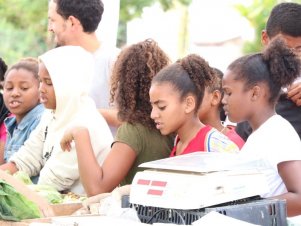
[35,46,113,192]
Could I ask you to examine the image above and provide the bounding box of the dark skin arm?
[60,127,136,197]
[273,160,301,217]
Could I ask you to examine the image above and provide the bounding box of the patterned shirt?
[170,125,239,157]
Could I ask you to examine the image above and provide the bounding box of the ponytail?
[263,37,300,88]
[227,37,301,104]
[178,54,215,110]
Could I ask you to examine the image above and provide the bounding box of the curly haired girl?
[60,39,174,196]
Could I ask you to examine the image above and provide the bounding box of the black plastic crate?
[127,197,287,225]
[204,199,287,226]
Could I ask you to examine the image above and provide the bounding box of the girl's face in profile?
[38,62,56,110]
[149,82,188,135]
[222,70,253,123]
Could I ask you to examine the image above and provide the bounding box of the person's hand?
[81,185,131,215]
[60,126,86,151]
[287,81,301,106]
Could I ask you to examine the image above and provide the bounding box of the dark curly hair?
[152,54,215,113]
[110,39,170,129]
[228,37,300,104]
[266,2,301,38]
[53,0,103,33]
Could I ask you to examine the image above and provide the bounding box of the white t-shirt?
[89,45,120,137]
[240,115,301,197]
[89,45,119,109]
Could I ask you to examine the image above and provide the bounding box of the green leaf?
[0,179,41,221]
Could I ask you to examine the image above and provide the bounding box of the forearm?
[0,161,18,174]
[276,160,301,217]
[273,192,301,217]
[72,129,115,196]
[72,128,136,197]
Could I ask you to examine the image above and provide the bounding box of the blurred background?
[0,0,300,70]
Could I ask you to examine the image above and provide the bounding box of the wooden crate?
[0,202,83,225]
[51,202,83,216]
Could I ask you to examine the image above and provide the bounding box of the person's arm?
[60,127,136,197]
[287,82,301,106]
[99,108,122,127]
[0,161,18,174]
[0,140,5,164]
[273,160,301,217]
[4,120,46,177]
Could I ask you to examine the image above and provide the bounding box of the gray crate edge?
[128,198,287,226]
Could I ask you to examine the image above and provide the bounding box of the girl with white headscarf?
[0,46,113,194]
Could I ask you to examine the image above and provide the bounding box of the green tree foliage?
[235,0,301,53]
[0,0,48,65]
[119,0,191,22]
[0,0,192,63]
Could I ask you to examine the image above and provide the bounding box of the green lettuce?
[13,171,33,185]
[13,171,63,204]
[27,184,63,204]
[0,179,41,221]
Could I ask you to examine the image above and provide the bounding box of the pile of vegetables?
[0,171,86,222]
[0,179,41,221]
[28,184,64,204]
[14,171,86,204]
[14,171,64,204]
